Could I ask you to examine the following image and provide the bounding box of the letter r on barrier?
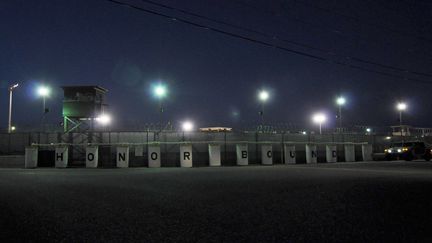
[242,151,247,159]
[184,152,190,160]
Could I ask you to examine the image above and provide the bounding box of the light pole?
[336,96,346,129]
[8,83,19,133]
[258,90,269,128]
[181,120,194,141]
[396,102,407,137]
[153,84,167,132]
[37,85,50,132]
[312,113,327,135]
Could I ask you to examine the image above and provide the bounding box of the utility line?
[138,0,432,78]
[105,0,432,84]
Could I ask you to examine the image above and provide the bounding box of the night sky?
[1,0,432,130]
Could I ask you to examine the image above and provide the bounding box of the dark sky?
[1,0,432,130]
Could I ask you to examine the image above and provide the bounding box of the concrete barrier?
[209,144,221,166]
[236,144,248,166]
[86,146,99,168]
[116,146,130,168]
[344,144,355,162]
[362,144,373,161]
[306,145,317,164]
[180,144,193,167]
[261,145,272,165]
[55,146,69,168]
[25,147,38,168]
[135,145,144,157]
[0,155,25,168]
[284,145,296,164]
[326,145,337,163]
[148,145,161,168]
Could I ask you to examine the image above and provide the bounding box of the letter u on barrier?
[284,145,296,164]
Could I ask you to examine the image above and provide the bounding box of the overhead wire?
[105,0,432,85]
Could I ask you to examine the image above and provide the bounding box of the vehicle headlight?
[388,149,392,153]
[402,147,408,151]
[397,149,402,153]
[384,149,388,153]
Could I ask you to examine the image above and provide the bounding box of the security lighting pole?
[8,83,19,133]
[258,90,269,128]
[336,96,346,129]
[397,102,407,137]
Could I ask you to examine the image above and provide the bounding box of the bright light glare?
[312,113,326,124]
[37,86,50,97]
[366,128,371,133]
[397,102,407,111]
[96,114,111,125]
[10,83,19,90]
[258,90,269,102]
[336,97,346,105]
[385,136,391,140]
[154,85,167,98]
[11,126,16,131]
[182,121,194,132]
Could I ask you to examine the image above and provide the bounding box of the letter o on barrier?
[151,152,158,160]
[148,145,161,168]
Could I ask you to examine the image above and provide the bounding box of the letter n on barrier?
[118,153,126,161]
[311,150,317,158]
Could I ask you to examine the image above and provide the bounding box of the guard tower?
[62,86,108,133]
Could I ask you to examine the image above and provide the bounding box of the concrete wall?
[0,155,25,168]
[0,131,415,167]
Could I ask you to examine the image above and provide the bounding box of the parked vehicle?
[384,142,431,161]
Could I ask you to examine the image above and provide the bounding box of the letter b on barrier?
[284,145,296,164]
[55,146,69,168]
[326,145,337,163]
[116,146,129,168]
[261,145,273,165]
[180,144,193,167]
[306,145,317,164]
[236,144,248,166]
[86,146,99,168]
[148,145,161,168]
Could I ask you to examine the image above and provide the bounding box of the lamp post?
[37,85,50,132]
[336,96,346,129]
[312,113,327,135]
[258,90,269,128]
[181,120,194,141]
[8,83,19,133]
[396,102,407,137]
[153,84,167,132]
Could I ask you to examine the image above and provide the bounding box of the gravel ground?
[1,161,432,242]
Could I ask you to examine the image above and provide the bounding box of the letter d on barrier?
[86,146,99,168]
[180,144,193,168]
[55,146,69,168]
[116,146,130,168]
[148,145,161,168]
[326,145,337,163]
